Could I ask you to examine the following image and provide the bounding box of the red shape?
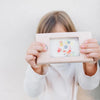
[57,48,62,53]
[67,50,71,54]
[63,50,66,52]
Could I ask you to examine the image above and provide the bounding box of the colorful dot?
[64,45,68,49]
[67,41,70,44]
[67,49,71,54]
[63,50,66,52]
[65,41,68,44]
[57,48,62,53]
[71,42,73,45]
[59,41,63,46]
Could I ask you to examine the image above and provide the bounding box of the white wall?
[0,0,100,100]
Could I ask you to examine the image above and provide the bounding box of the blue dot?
[64,45,68,49]
[67,41,70,44]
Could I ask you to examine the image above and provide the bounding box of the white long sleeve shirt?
[24,63,100,100]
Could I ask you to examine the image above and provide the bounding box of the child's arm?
[75,39,100,90]
[80,39,100,76]
[83,62,97,76]
[24,42,48,97]
[75,62,100,90]
[24,64,49,97]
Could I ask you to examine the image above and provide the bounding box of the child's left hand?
[80,39,100,62]
[80,39,100,76]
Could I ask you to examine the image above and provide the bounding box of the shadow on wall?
[89,85,100,100]
[77,86,94,100]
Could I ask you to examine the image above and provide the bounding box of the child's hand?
[80,39,100,76]
[80,39,100,61]
[25,42,47,74]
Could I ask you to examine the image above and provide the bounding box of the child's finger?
[86,53,99,58]
[80,43,99,49]
[32,42,43,47]
[30,42,47,52]
[84,39,98,43]
[28,60,37,68]
[25,55,34,61]
[27,50,40,57]
[25,55,38,68]
[34,45,47,52]
[80,49,99,54]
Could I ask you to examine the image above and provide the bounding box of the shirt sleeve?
[75,62,100,90]
[24,64,49,97]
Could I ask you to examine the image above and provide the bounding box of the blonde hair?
[37,11,76,33]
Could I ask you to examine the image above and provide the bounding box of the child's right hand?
[25,42,47,75]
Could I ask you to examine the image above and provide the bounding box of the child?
[24,11,100,100]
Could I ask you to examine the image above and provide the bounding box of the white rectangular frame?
[36,32,93,65]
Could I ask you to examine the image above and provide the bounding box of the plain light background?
[0,0,100,100]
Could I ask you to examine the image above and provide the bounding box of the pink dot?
[57,48,62,53]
